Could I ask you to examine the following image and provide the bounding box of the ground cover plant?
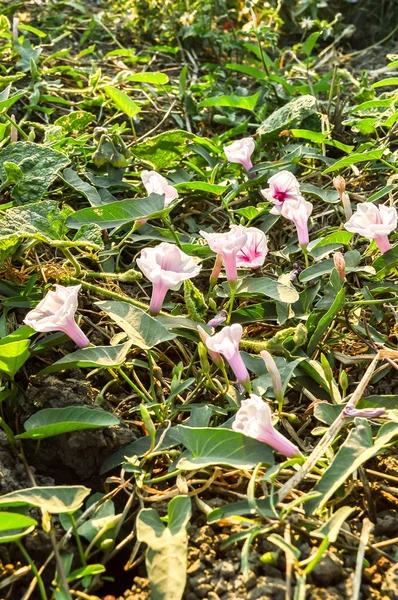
[0,0,398,599]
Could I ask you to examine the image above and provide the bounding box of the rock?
[311,552,344,586]
[381,563,398,599]
[308,587,342,600]
[218,561,235,579]
[196,583,213,598]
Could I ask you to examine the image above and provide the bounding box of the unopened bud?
[260,349,284,412]
[207,310,228,328]
[333,252,346,280]
[198,341,211,377]
[333,175,346,197]
[341,191,352,220]
[210,254,223,286]
[342,406,386,419]
[197,325,223,368]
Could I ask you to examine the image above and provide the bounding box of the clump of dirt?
[19,375,137,483]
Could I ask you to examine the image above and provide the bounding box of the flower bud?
[92,148,107,167]
[197,325,223,368]
[260,350,284,412]
[207,310,228,328]
[209,254,223,286]
[333,252,346,280]
[333,175,346,197]
[198,341,211,377]
[342,406,386,419]
[341,191,352,220]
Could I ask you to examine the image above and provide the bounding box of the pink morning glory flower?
[24,284,89,348]
[205,323,251,392]
[141,170,179,206]
[281,197,313,247]
[136,242,201,316]
[261,170,304,214]
[200,226,247,284]
[231,225,268,269]
[232,394,300,458]
[224,137,255,173]
[344,202,397,254]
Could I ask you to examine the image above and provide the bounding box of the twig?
[352,518,373,600]
[135,100,177,143]
[277,354,380,503]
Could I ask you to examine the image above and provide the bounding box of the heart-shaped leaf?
[15,406,119,440]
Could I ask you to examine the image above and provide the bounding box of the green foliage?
[15,406,119,440]
[137,496,191,600]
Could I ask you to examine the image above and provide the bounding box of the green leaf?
[104,86,141,118]
[306,420,398,513]
[0,339,30,378]
[54,111,94,134]
[0,512,37,544]
[301,32,321,57]
[257,95,317,136]
[15,406,119,440]
[175,181,228,195]
[301,183,340,204]
[0,485,91,514]
[199,91,260,111]
[0,142,70,204]
[312,505,356,542]
[174,426,274,470]
[371,77,398,88]
[0,200,92,259]
[372,246,398,280]
[307,288,345,356]
[268,533,301,561]
[127,72,169,85]
[67,564,106,582]
[0,512,37,533]
[62,168,103,207]
[96,301,175,349]
[131,130,194,170]
[137,496,191,600]
[290,130,354,153]
[299,250,374,282]
[0,85,26,113]
[225,63,267,80]
[38,342,133,376]
[358,395,398,410]
[236,277,299,303]
[72,223,104,251]
[323,149,384,174]
[66,194,169,230]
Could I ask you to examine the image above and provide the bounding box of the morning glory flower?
[232,394,300,458]
[24,284,89,348]
[137,242,201,316]
[205,324,251,392]
[224,137,255,174]
[344,202,397,254]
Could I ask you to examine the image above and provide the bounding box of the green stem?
[17,540,48,600]
[3,113,29,140]
[146,350,157,402]
[64,278,152,312]
[68,513,87,567]
[62,248,82,278]
[163,216,182,248]
[115,367,150,403]
[301,245,309,269]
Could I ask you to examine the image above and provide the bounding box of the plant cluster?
[0,1,397,600]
